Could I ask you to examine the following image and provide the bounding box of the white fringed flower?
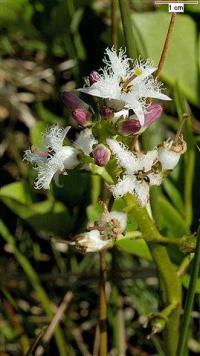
[107,139,163,206]
[73,128,98,155]
[24,125,97,189]
[79,48,171,125]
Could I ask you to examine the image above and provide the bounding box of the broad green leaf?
[0,181,32,205]
[151,193,189,236]
[0,182,74,235]
[116,239,152,261]
[132,13,199,106]
[162,178,184,214]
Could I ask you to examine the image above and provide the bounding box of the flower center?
[135,170,150,183]
[134,67,143,76]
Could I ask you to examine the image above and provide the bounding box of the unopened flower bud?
[61,91,87,111]
[100,106,113,118]
[73,108,89,126]
[89,71,101,85]
[144,104,163,127]
[93,144,111,167]
[61,91,90,126]
[119,104,163,136]
[119,118,141,135]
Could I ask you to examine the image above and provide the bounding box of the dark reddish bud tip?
[100,106,113,118]
[93,144,111,167]
[73,108,89,126]
[61,91,86,112]
[89,71,101,85]
[120,118,141,136]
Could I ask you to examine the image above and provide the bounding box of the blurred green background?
[0,0,200,355]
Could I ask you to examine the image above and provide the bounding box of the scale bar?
[155,1,199,3]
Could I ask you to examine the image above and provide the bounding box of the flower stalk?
[99,250,107,356]
[156,13,177,79]
[177,225,200,356]
[124,194,182,356]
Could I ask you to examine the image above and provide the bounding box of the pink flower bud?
[93,144,111,167]
[73,108,89,126]
[144,104,163,127]
[120,118,141,136]
[61,91,87,112]
[119,104,163,136]
[89,71,101,85]
[100,106,113,118]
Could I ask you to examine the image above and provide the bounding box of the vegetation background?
[0,0,200,355]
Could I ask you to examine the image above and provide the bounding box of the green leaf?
[0,182,74,236]
[116,238,152,261]
[162,178,184,214]
[132,13,199,106]
[151,192,189,237]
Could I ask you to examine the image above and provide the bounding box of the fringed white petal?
[134,180,150,206]
[34,147,79,190]
[138,150,158,172]
[107,139,139,173]
[44,125,71,152]
[102,47,131,79]
[23,150,47,165]
[110,175,136,198]
[74,129,98,155]
[148,172,163,186]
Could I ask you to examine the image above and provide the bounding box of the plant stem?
[111,0,118,48]
[124,195,182,356]
[177,225,200,356]
[156,13,176,79]
[99,250,107,356]
[118,0,137,58]
[177,254,194,278]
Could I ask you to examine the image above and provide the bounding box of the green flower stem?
[111,0,118,48]
[151,302,179,335]
[177,254,194,278]
[118,0,137,58]
[0,220,68,356]
[177,225,200,356]
[124,195,182,356]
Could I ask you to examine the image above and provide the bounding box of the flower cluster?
[24,47,187,252]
